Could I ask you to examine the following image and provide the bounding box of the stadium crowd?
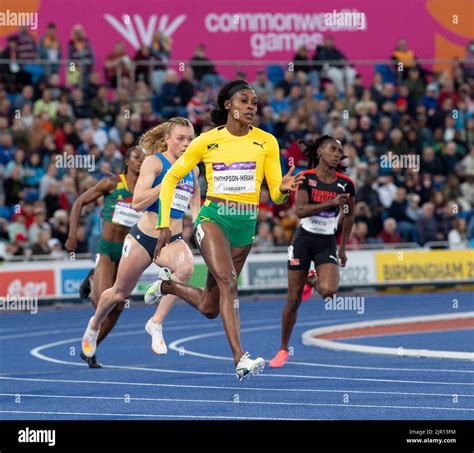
[0,24,473,260]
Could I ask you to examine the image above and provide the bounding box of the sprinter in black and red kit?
[270,135,355,368]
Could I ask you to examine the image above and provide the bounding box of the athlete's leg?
[161,222,250,364]
[152,239,194,324]
[279,270,308,351]
[315,263,339,299]
[89,256,123,346]
[90,235,151,331]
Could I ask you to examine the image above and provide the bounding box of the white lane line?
[302,312,474,361]
[167,324,474,373]
[7,359,474,387]
[0,394,472,413]
[29,331,474,382]
[2,376,474,398]
[0,410,314,420]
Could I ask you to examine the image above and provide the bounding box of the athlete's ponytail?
[210,80,255,126]
[300,135,347,172]
[139,117,193,156]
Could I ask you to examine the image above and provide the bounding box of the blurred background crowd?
[0,24,473,260]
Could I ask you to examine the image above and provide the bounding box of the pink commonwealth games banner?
[1,0,473,82]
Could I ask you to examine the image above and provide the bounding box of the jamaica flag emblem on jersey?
[207,143,219,150]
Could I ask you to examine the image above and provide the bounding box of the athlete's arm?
[189,167,201,224]
[156,138,203,229]
[65,176,116,251]
[263,136,289,205]
[132,155,163,211]
[338,189,355,267]
[295,189,350,218]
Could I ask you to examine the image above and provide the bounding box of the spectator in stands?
[5,148,26,178]
[177,67,197,107]
[391,38,417,79]
[100,142,124,174]
[312,36,357,92]
[186,87,211,132]
[39,23,61,76]
[190,44,224,90]
[270,87,290,117]
[44,182,62,218]
[387,186,416,241]
[416,202,443,245]
[3,166,24,206]
[372,175,397,209]
[87,117,108,151]
[33,89,57,119]
[28,207,52,244]
[448,217,467,249]
[253,222,274,250]
[7,213,27,243]
[68,25,94,81]
[378,217,402,243]
[39,163,58,200]
[160,70,187,118]
[293,46,312,73]
[91,85,116,126]
[105,42,131,88]
[31,229,51,255]
[252,69,274,97]
[51,209,69,246]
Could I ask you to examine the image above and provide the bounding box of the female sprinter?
[81,118,200,359]
[150,80,304,380]
[66,146,144,368]
[269,135,355,368]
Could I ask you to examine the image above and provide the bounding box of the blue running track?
[0,291,473,420]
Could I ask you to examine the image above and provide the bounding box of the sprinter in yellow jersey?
[148,80,304,380]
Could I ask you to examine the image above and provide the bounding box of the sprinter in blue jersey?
[82,118,200,359]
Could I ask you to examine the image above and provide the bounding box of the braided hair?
[299,135,347,172]
[210,80,255,126]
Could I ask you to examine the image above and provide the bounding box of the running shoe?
[144,268,172,305]
[269,349,289,368]
[145,319,168,355]
[236,352,265,381]
[302,269,318,302]
[82,317,99,358]
[79,269,94,299]
[80,351,102,368]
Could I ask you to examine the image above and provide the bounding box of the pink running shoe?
[301,269,317,302]
[269,349,289,368]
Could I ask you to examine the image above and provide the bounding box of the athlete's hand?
[331,194,351,207]
[280,165,305,194]
[154,227,171,261]
[338,248,348,268]
[65,236,77,252]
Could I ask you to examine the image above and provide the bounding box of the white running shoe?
[145,319,168,355]
[235,352,265,381]
[144,268,172,305]
[82,317,99,358]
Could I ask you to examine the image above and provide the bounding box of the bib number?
[112,202,143,228]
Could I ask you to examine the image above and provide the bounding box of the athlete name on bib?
[112,201,143,227]
[171,181,193,212]
[212,162,256,194]
[301,210,338,235]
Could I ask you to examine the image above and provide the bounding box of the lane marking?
[2,376,474,398]
[302,312,474,361]
[0,393,472,412]
[0,410,314,420]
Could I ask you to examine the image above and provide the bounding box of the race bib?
[300,211,338,235]
[212,162,256,194]
[171,182,193,212]
[112,201,143,227]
